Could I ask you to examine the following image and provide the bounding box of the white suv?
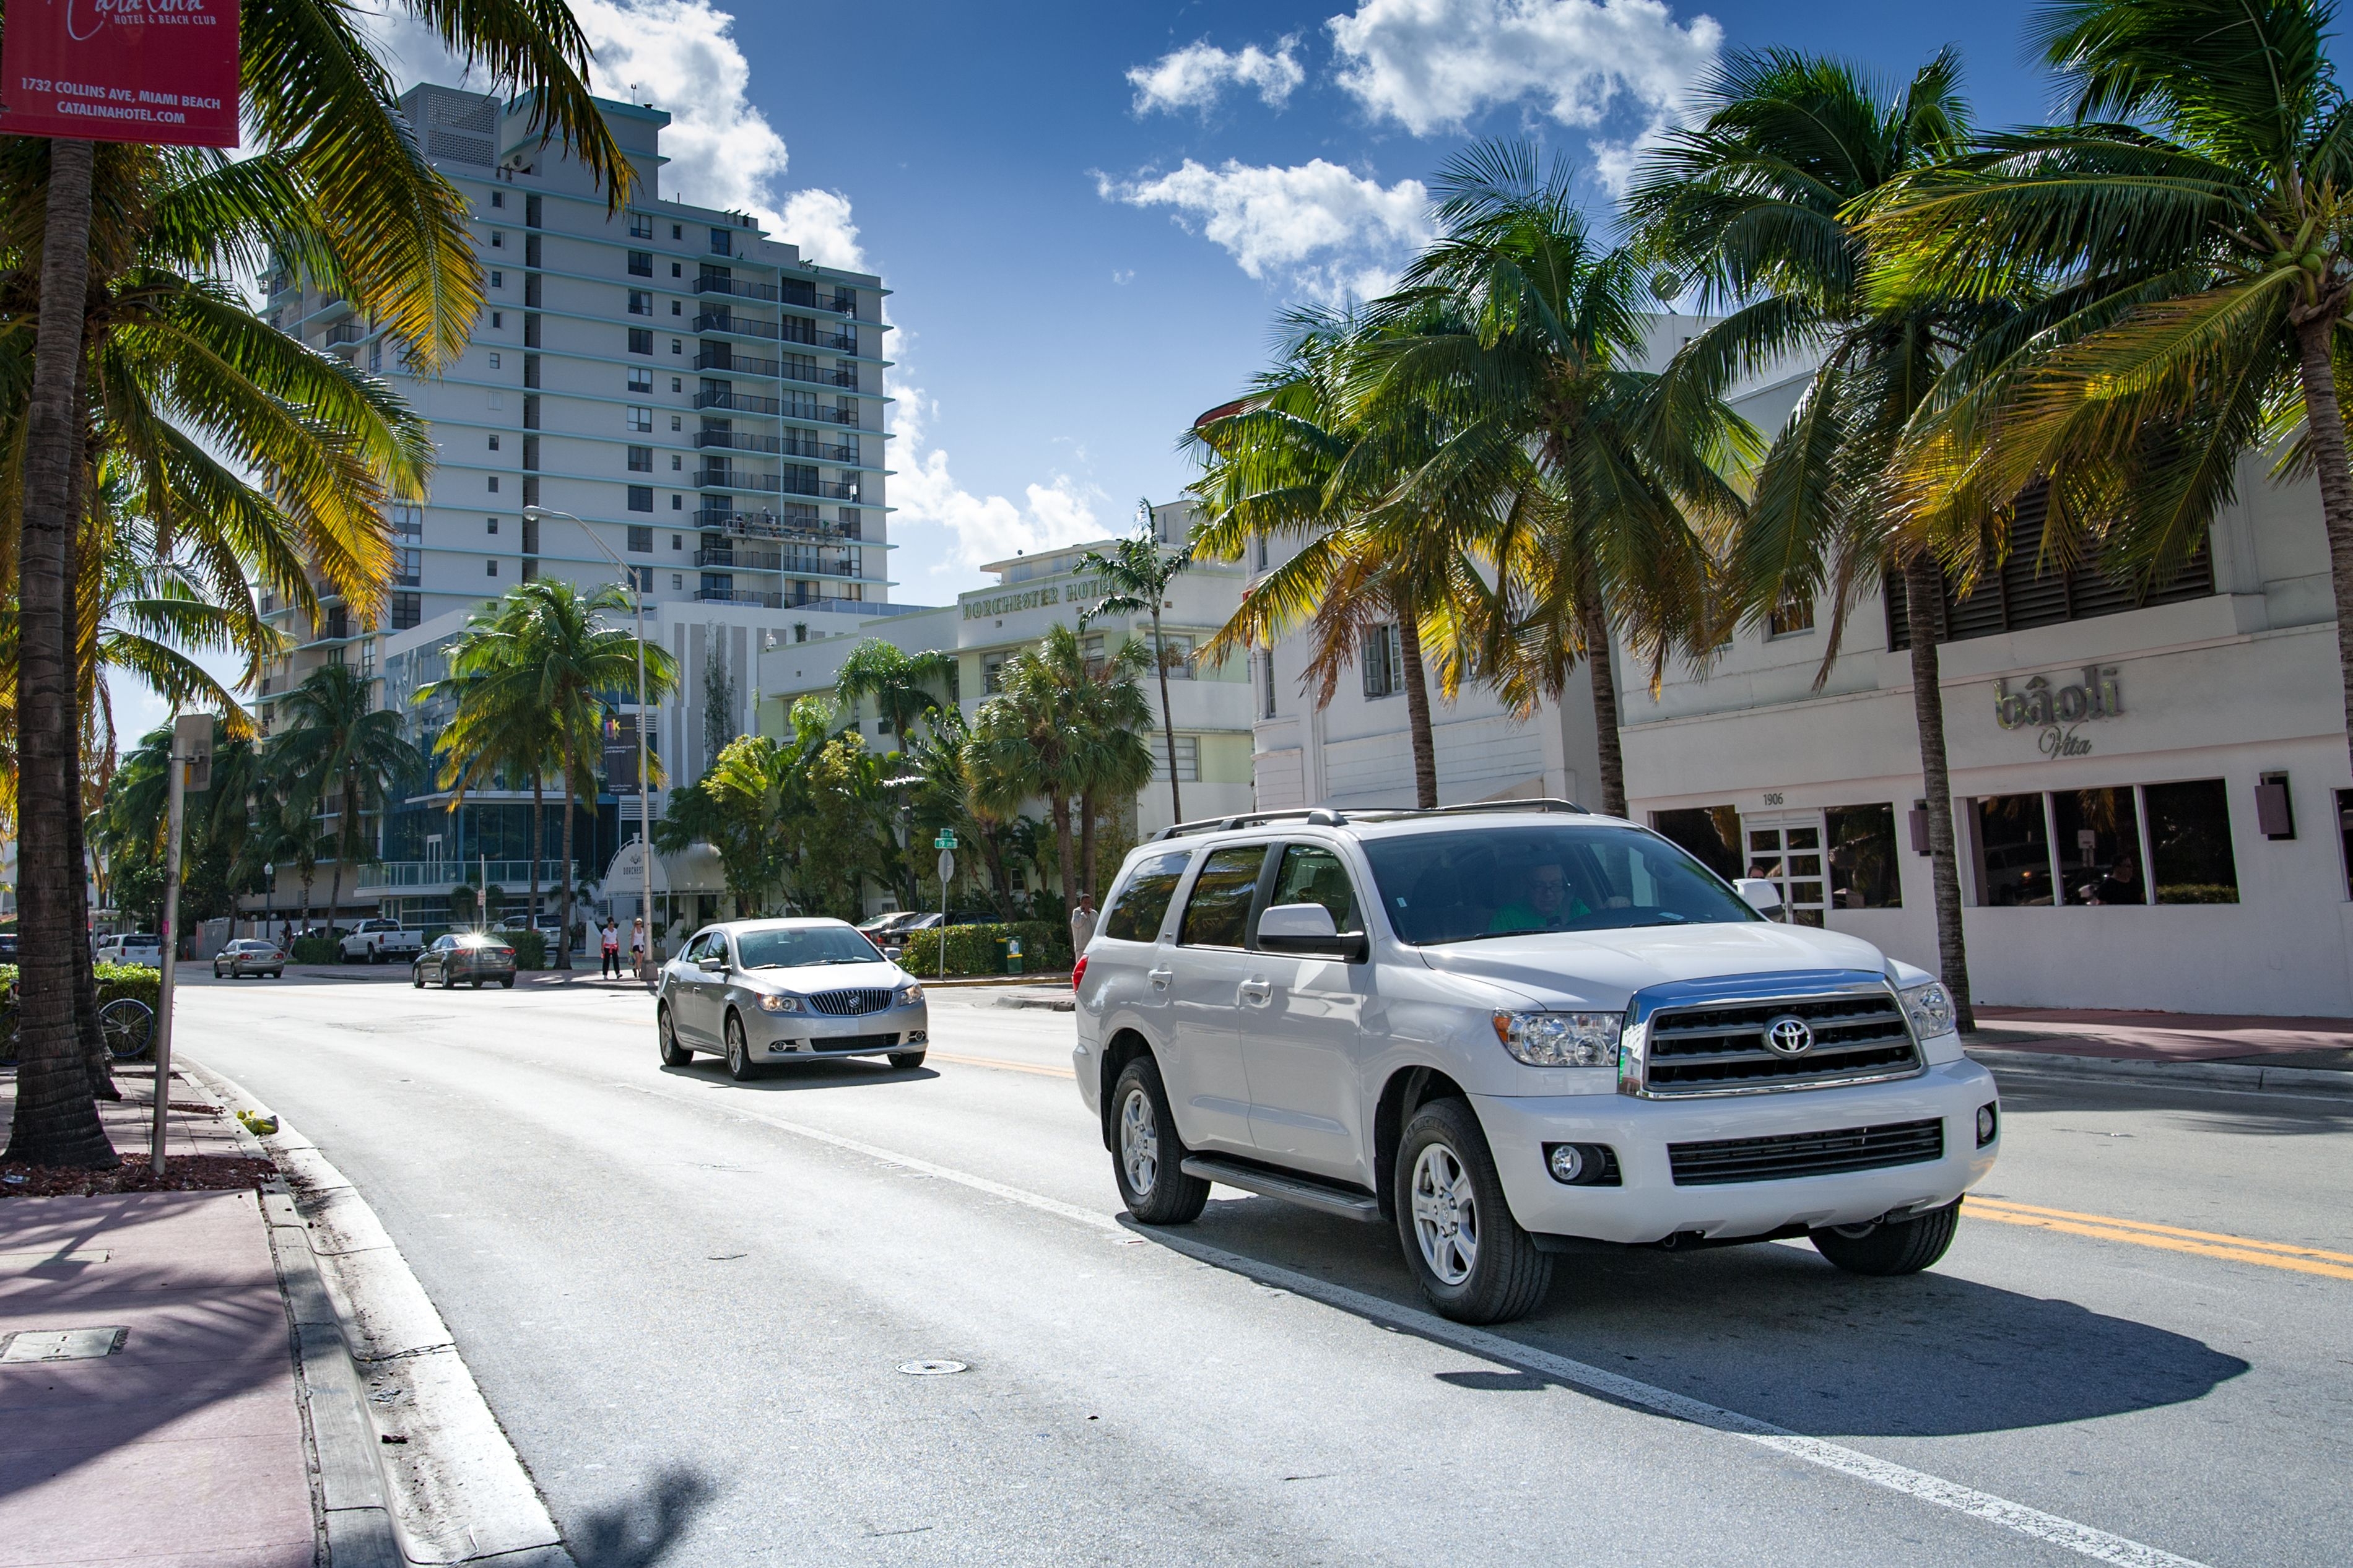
[1073,803,1999,1325]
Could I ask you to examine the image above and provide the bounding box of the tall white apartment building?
[245,85,900,927]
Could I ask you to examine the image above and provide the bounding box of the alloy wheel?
[1119,1086,1159,1197]
[1411,1143,1479,1286]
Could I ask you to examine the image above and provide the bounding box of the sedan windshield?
[1360,825,1760,945]
[735,925,884,970]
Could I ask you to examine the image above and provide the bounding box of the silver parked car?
[213,938,287,979]
[656,917,930,1081]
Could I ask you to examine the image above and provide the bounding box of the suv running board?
[1180,1156,1384,1223]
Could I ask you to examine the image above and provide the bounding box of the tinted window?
[1825,803,1902,909]
[2053,788,2144,906]
[2145,779,2238,903]
[1266,844,1362,935]
[734,925,884,969]
[1178,846,1268,948]
[1103,851,1191,943]
[1359,825,1758,945]
[1974,794,2054,906]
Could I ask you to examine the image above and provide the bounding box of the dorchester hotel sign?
[1993,665,2123,759]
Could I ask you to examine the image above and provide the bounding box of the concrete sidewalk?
[1970,1007,2353,1073]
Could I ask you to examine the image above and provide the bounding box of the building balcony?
[695,429,786,454]
[324,320,365,352]
[695,547,859,575]
[698,465,783,493]
[693,349,779,377]
[693,588,786,608]
[694,389,778,414]
[697,429,858,462]
[693,310,783,340]
[780,361,858,389]
[696,508,858,544]
[694,273,780,302]
[354,859,572,895]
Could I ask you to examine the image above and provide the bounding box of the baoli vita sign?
[0,0,241,147]
[1993,666,2123,759]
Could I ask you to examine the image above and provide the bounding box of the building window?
[391,592,421,631]
[2338,790,2353,899]
[627,525,654,553]
[627,366,654,392]
[2053,787,2143,904]
[487,352,500,369]
[670,414,682,430]
[628,212,654,239]
[1255,535,1269,571]
[982,655,1006,695]
[627,444,653,472]
[490,191,504,209]
[671,339,682,355]
[487,311,502,330]
[490,231,504,248]
[485,516,498,534]
[671,494,683,509]
[671,261,682,278]
[1649,806,1742,883]
[1361,625,1404,700]
[710,227,733,256]
[669,454,682,470]
[490,270,503,288]
[1150,735,1200,783]
[670,300,682,316]
[1768,595,1816,638]
[628,328,654,355]
[487,433,500,451]
[1155,631,1196,679]
[628,291,652,317]
[627,486,654,512]
[486,560,499,577]
[1973,795,2053,906]
[628,251,653,277]
[393,547,421,587]
[671,573,683,589]
[626,405,653,431]
[2144,780,2239,903]
[1258,652,1277,719]
[1824,804,1901,908]
[486,475,500,493]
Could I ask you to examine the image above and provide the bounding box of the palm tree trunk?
[6,137,115,1168]
[1573,568,1627,818]
[1079,791,1098,900]
[1048,792,1076,911]
[65,374,116,1102]
[1395,608,1440,810]
[1152,606,1183,823]
[2293,316,2353,794]
[555,739,576,970]
[528,769,544,930]
[1903,555,1975,1033]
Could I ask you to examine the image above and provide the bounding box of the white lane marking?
[615,1077,2209,1568]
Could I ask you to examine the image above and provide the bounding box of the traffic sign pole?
[152,713,212,1176]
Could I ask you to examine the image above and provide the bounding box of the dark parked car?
[412,933,517,990]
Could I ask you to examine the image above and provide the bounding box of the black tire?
[100,998,155,1061]
[888,1050,927,1071]
[271,969,282,979]
[1394,1097,1552,1325]
[412,968,424,989]
[440,966,455,990]
[1811,1200,1962,1276]
[500,975,515,989]
[658,1006,693,1067]
[1109,1057,1209,1224]
[369,948,383,966]
[724,1013,760,1081]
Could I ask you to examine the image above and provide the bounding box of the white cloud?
[775,188,866,271]
[1326,0,1720,149]
[1098,158,1430,301]
[1128,37,1307,114]
[885,371,1107,573]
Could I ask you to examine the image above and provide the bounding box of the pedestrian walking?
[1069,891,1098,957]
[630,917,646,978]
[600,919,622,979]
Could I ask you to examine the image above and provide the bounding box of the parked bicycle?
[0,988,155,1065]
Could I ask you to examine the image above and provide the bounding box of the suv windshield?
[1360,825,1759,944]
[735,925,884,970]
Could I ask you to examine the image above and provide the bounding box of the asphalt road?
[170,966,2351,1567]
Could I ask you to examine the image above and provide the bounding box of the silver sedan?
[655,917,930,1081]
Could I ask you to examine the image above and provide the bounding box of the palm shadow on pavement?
[562,1465,715,1568]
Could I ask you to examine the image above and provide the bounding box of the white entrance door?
[1743,814,1830,928]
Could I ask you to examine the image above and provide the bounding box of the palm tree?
[270,664,424,929]
[1365,141,1747,819]
[832,639,959,749]
[9,6,622,1166]
[657,732,801,917]
[1076,507,1194,821]
[1863,0,2353,795]
[905,707,1034,919]
[965,625,1092,909]
[1625,51,1998,1029]
[1061,633,1159,896]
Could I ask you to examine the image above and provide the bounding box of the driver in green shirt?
[1487,859,1591,933]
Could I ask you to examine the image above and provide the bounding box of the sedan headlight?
[1898,980,1957,1039]
[757,993,806,1014]
[897,982,924,1006]
[1491,1011,1622,1068]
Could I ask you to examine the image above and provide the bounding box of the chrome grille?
[1669,1117,1944,1185]
[808,987,892,1016]
[1633,990,1920,1097]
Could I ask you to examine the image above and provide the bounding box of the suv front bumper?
[1471,1059,1999,1245]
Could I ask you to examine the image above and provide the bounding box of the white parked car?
[95,933,163,969]
[1074,803,1998,1325]
[655,917,931,1081]
[339,918,423,964]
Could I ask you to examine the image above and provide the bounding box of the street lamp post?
[523,505,654,981]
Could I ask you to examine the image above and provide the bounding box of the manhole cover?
[897,1359,967,1376]
[1,1327,128,1364]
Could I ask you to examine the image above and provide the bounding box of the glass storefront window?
[1648,805,1742,883]
[1975,794,2055,905]
[2339,790,2353,899]
[2145,779,2240,903]
[1745,821,1826,926]
[1824,804,1902,908]
[2053,787,2146,905]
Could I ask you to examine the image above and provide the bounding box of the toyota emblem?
[1762,1014,1815,1057]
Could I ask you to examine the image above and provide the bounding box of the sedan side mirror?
[696,954,727,972]
[1736,878,1785,914]
[1257,902,1370,962]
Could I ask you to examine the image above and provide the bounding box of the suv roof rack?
[1148,799,1591,842]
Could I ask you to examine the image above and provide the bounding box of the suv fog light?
[1542,1142,1620,1187]
[1976,1103,1999,1147]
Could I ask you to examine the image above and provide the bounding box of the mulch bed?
[0,1154,277,1198]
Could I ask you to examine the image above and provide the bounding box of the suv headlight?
[897,982,924,1005]
[757,993,805,1014]
[1898,980,1957,1039]
[1491,1011,1622,1068]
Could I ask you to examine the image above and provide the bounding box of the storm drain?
[897,1359,967,1376]
[1,1327,128,1363]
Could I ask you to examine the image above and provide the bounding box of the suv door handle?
[1238,977,1272,1003]
[1148,966,1172,990]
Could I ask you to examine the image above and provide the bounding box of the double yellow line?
[1970,1196,2353,1280]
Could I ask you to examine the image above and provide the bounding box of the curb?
[184,1058,575,1567]
[991,989,1076,1012]
[1965,1044,2353,1098]
[923,972,1073,989]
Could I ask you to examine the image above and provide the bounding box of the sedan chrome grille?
[808,987,893,1016]
[1626,983,1922,1098]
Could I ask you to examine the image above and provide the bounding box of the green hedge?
[0,962,160,1008]
[501,930,548,970]
[290,935,339,964]
[898,920,1071,976]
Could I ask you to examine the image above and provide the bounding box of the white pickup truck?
[339,919,424,964]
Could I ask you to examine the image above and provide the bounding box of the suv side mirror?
[1736,878,1785,914]
[1258,902,1369,962]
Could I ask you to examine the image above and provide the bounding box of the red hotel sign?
[0,0,240,147]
